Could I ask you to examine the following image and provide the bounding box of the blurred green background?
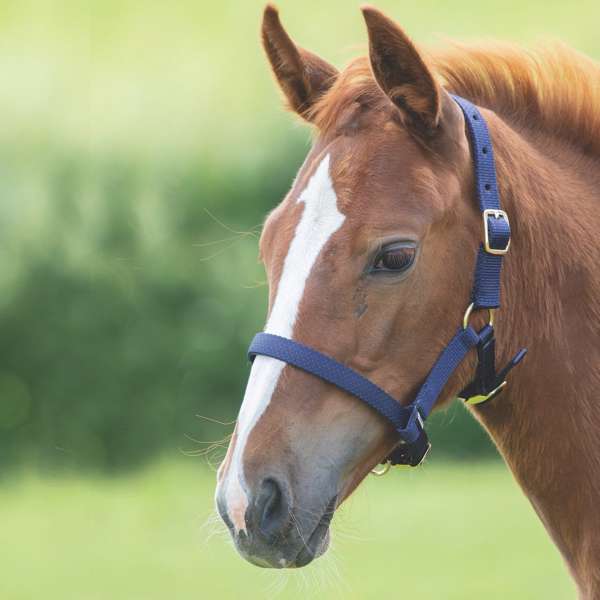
[2,0,594,597]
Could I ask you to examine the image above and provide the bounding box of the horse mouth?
[293,495,337,567]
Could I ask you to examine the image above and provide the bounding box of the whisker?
[325,543,350,597]
[195,414,236,426]
[192,233,253,248]
[203,207,260,238]
[292,504,326,520]
[289,510,311,555]
[179,432,232,459]
[179,442,227,457]
[192,234,247,248]
[240,279,267,289]
[196,238,246,262]
[199,509,229,546]
[206,451,227,472]
[264,570,289,597]
[183,432,233,447]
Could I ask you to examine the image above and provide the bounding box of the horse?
[215,4,600,596]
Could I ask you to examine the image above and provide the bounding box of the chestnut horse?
[215,5,600,596]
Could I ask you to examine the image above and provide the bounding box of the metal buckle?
[483,209,510,255]
[372,410,430,475]
[460,380,507,405]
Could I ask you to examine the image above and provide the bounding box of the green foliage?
[0,147,307,471]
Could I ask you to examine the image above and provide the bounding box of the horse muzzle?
[216,475,336,568]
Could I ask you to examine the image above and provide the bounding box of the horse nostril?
[256,477,288,539]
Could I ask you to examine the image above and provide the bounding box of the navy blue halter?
[248,95,526,467]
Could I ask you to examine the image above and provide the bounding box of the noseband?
[248,95,527,468]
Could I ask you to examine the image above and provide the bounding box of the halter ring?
[463,302,495,330]
[370,462,391,477]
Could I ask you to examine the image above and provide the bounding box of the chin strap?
[246,95,528,468]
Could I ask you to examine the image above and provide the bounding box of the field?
[1,460,574,600]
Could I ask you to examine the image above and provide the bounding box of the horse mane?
[310,42,600,155]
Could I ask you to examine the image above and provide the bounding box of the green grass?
[0,460,574,599]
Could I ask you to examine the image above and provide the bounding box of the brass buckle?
[460,380,507,405]
[483,209,510,255]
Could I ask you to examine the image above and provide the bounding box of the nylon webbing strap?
[249,326,480,444]
[451,94,510,309]
[248,332,413,432]
[412,326,480,418]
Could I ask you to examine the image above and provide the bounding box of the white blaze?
[221,154,345,532]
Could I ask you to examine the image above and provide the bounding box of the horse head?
[216,4,483,568]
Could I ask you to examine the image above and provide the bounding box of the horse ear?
[361,6,442,140]
[262,4,338,121]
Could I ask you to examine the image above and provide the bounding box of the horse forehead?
[304,135,436,208]
[261,137,441,262]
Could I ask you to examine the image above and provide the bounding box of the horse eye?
[372,244,416,273]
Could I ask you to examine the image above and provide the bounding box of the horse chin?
[238,507,334,569]
[293,525,331,567]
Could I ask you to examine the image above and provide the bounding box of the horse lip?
[292,495,337,567]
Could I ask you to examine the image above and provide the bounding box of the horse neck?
[472,113,600,595]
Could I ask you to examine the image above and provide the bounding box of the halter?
[248,95,527,468]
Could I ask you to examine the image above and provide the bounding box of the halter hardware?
[483,209,511,255]
[247,95,527,471]
[370,463,391,476]
[461,380,507,406]
[463,302,495,330]
[457,323,527,407]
